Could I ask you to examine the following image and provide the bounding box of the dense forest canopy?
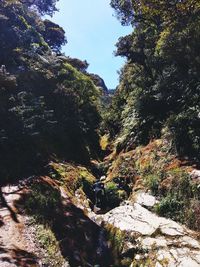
[107,0,200,160]
[7,0,59,15]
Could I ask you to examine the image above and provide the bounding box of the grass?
[100,134,109,151]
[154,169,200,228]
[105,181,127,208]
[24,182,61,224]
[107,135,200,231]
[24,182,68,266]
[144,174,161,195]
[49,162,96,198]
[35,224,66,267]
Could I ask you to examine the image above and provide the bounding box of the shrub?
[185,199,200,231]
[155,194,184,221]
[105,182,125,208]
[24,183,61,223]
[144,174,161,195]
[35,224,66,267]
[154,169,200,227]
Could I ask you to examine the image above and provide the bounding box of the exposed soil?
[0,185,40,267]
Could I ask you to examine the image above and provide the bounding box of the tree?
[0,0,102,182]
[109,0,200,158]
[20,0,58,16]
[43,20,67,52]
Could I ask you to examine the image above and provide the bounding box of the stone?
[159,221,185,236]
[178,258,200,267]
[134,191,158,208]
[103,204,160,235]
[190,169,200,184]
[121,241,135,257]
[140,237,167,249]
[135,254,141,260]
[100,202,200,266]
[190,169,200,179]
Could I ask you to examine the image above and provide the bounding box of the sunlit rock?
[100,202,200,266]
[133,191,158,208]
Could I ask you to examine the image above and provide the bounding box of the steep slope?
[1,1,200,267]
[107,0,200,160]
[0,0,104,183]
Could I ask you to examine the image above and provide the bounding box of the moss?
[105,181,125,208]
[35,224,66,267]
[105,224,125,266]
[100,134,109,150]
[49,162,96,201]
[144,174,161,195]
[24,182,61,224]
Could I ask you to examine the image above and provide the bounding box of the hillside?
[0,0,200,267]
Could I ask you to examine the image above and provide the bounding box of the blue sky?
[51,0,131,89]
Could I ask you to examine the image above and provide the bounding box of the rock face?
[190,169,200,184]
[99,202,200,267]
[133,191,158,208]
[88,73,108,92]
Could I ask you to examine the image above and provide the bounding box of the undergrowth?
[154,169,200,229]
[107,136,200,231]
[24,183,61,224]
[35,224,66,267]
[24,183,67,265]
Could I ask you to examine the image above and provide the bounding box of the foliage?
[65,57,89,73]
[24,183,62,223]
[155,194,184,221]
[108,0,200,161]
[0,0,66,67]
[34,224,66,266]
[12,0,59,16]
[43,19,67,52]
[154,168,200,229]
[105,181,126,208]
[0,61,101,180]
[144,174,160,196]
[106,135,200,230]
[49,162,96,197]
[100,134,110,151]
[0,0,102,181]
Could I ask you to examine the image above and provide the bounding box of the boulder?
[133,191,158,208]
[101,202,200,266]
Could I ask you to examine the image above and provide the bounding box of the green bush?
[186,199,200,231]
[154,170,200,227]
[105,182,126,208]
[144,174,161,195]
[35,224,66,267]
[24,183,61,223]
[155,194,184,221]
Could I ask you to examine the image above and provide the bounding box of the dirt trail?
[0,185,39,267]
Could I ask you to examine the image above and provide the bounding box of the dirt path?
[0,185,39,267]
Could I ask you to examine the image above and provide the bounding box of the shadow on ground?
[0,246,38,267]
[14,177,113,267]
